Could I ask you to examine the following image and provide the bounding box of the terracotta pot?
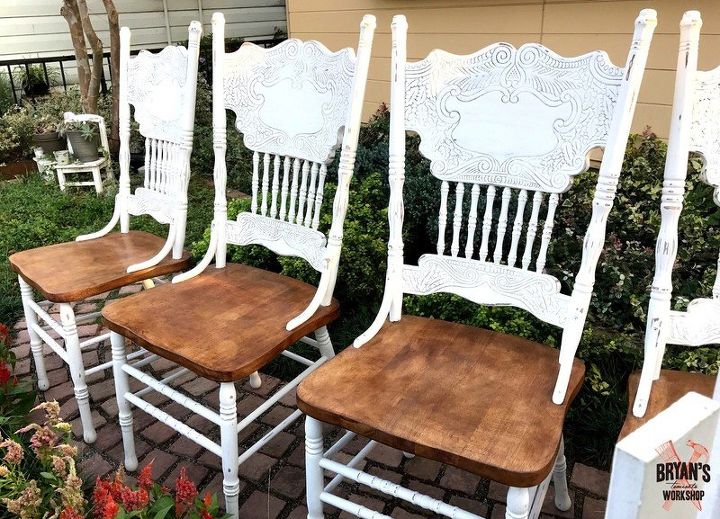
[66,131,99,162]
[32,131,64,154]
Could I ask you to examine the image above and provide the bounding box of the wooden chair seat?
[619,369,715,440]
[9,231,190,302]
[297,315,585,487]
[102,263,340,382]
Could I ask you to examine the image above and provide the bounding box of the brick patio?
[11,283,610,518]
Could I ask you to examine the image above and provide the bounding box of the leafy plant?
[0,402,85,519]
[60,120,98,142]
[0,107,34,162]
[0,74,13,117]
[0,324,35,433]
[12,65,58,98]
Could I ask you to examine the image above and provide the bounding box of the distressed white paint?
[631,12,720,418]
[18,23,202,444]
[354,9,656,413]
[108,14,374,519]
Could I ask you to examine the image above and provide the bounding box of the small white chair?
[9,22,202,443]
[628,10,720,425]
[607,391,719,519]
[102,13,375,517]
[56,112,111,193]
[297,10,655,519]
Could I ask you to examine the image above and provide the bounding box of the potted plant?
[31,114,64,155]
[60,119,100,162]
[13,64,56,98]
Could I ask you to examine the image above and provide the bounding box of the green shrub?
[0,107,34,162]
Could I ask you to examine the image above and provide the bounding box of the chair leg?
[306,416,325,519]
[18,277,49,390]
[93,167,103,193]
[110,331,138,470]
[506,487,530,519]
[57,169,66,191]
[219,383,240,518]
[315,326,335,359]
[60,303,96,443]
[552,436,572,511]
[248,371,262,389]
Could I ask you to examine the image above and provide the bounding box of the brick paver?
[11,284,610,518]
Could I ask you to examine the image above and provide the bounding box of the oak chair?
[297,11,656,519]
[620,9,720,479]
[101,12,375,517]
[56,112,111,193]
[8,22,202,443]
[607,391,719,519]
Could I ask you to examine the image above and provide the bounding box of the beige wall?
[286,0,720,139]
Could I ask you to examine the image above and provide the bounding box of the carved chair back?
[633,11,720,417]
[116,22,202,258]
[355,11,657,405]
[186,13,375,330]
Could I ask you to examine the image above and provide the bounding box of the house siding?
[286,0,720,139]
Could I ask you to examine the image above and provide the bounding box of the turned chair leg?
[18,277,49,390]
[93,167,103,194]
[306,416,325,519]
[506,487,530,519]
[248,371,262,389]
[552,435,572,511]
[60,303,96,443]
[57,169,66,191]
[315,326,335,359]
[220,383,240,517]
[110,331,138,470]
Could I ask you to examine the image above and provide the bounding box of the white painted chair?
[607,391,719,519]
[56,112,111,193]
[8,22,202,443]
[629,11,720,422]
[102,13,375,517]
[296,11,656,519]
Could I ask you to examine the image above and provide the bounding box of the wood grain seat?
[297,315,585,487]
[9,231,190,302]
[102,263,340,382]
[619,370,715,440]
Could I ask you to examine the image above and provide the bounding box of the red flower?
[174,467,198,515]
[201,511,213,519]
[120,486,149,511]
[101,495,120,519]
[59,508,84,519]
[137,460,154,489]
[0,363,10,385]
[203,493,212,507]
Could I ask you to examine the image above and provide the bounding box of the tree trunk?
[102,0,121,153]
[76,0,104,114]
[60,0,89,103]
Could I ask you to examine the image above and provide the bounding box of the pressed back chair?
[618,12,720,480]
[297,11,656,519]
[8,22,202,443]
[56,112,111,193]
[101,12,375,517]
